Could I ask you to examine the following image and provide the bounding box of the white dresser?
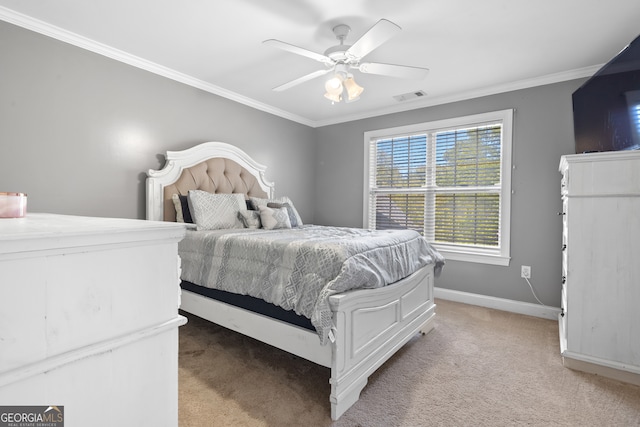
[0,214,186,426]
[559,151,640,386]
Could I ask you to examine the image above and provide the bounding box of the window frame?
[363,109,513,266]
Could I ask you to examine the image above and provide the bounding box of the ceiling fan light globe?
[344,77,364,101]
[325,76,343,94]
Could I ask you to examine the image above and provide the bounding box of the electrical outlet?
[521,265,531,279]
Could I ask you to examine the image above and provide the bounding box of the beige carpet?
[178,299,640,426]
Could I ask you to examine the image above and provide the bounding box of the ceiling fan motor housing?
[324,44,352,62]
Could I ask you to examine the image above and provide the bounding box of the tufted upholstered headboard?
[146,142,275,222]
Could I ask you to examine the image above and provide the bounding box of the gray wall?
[0,21,316,221]
[1,19,585,307]
[314,80,585,306]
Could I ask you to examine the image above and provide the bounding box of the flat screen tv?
[573,34,640,153]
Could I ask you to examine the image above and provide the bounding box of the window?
[364,110,513,266]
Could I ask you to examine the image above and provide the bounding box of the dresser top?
[0,213,186,256]
[560,149,640,170]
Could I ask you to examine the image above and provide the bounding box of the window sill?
[435,248,511,266]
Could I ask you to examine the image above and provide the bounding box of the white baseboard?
[561,351,640,387]
[434,287,561,320]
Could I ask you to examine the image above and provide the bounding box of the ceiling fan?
[263,19,429,103]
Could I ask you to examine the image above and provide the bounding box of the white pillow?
[250,196,303,227]
[187,190,247,230]
[258,205,292,230]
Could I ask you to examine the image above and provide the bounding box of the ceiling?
[1,0,639,127]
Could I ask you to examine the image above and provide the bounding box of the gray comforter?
[179,225,444,344]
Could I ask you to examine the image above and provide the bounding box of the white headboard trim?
[146,141,275,221]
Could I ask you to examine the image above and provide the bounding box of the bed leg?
[418,316,436,336]
[330,377,368,421]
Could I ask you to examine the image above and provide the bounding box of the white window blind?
[364,110,512,266]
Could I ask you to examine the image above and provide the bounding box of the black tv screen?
[573,34,640,153]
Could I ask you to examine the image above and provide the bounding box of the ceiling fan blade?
[263,39,333,65]
[346,19,401,60]
[272,68,333,92]
[358,62,429,80]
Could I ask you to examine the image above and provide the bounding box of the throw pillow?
[258,205,292,230]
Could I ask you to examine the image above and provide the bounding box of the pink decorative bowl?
[0,192,27,218]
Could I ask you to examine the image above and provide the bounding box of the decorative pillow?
[172,194,184,222]
[267,202,299,228]
[187,190,247,230]
[172,194,193,223]
[250,196,303,227]
[258,205,292,230]
[238,210,261,229]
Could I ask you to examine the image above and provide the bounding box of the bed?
[146,141,444,420]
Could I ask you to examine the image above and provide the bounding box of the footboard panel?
[327,264,436,419]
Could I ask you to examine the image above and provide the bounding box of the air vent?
[393,90,427,102]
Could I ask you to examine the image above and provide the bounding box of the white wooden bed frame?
[146,141,437,420]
